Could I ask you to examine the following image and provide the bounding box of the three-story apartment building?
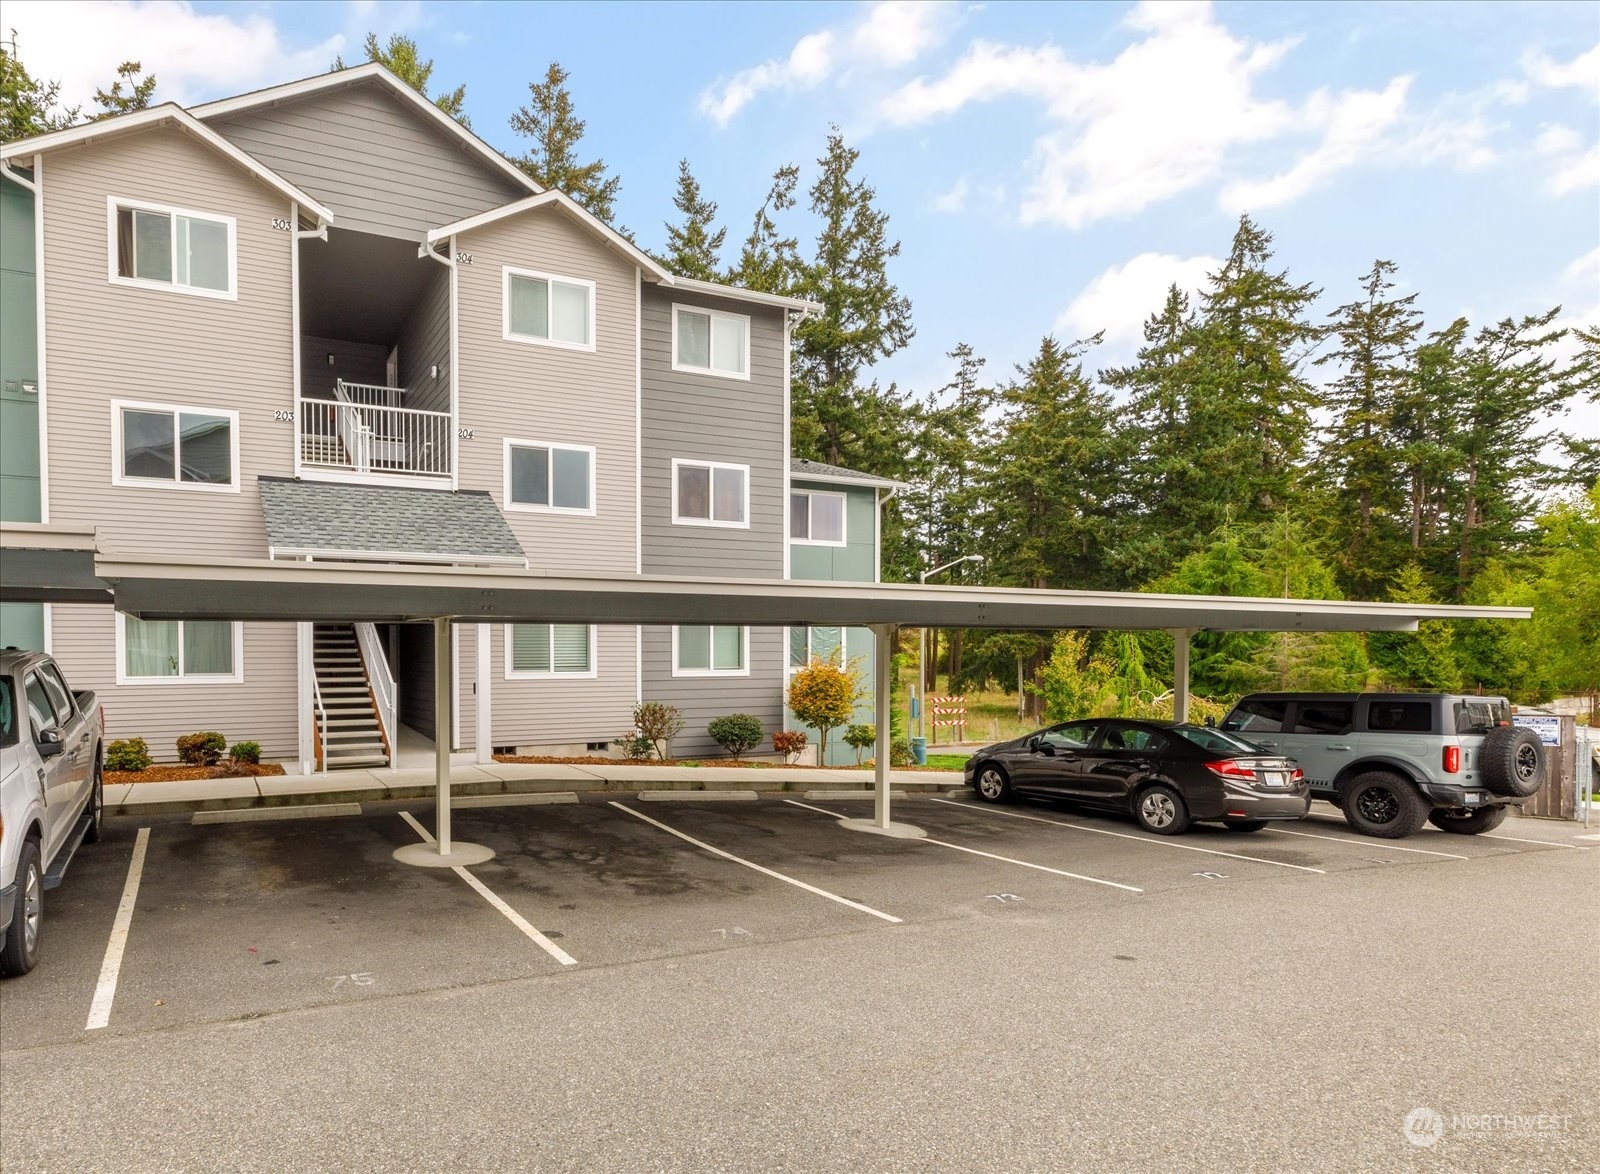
[0,64,900,771]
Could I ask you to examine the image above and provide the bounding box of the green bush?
[843,723,877,765]
[632,701,685,760]
[105,737,152,772]
[615,731,656,760]
[229,740,262,765]
[891,738,914,768]
[707,713,764,760]
[176,731,226,766]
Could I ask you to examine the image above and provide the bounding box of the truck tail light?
[1442,745,1461,774]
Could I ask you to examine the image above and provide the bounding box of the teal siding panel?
[0,603,46,652]
[0,177,40,523]
[789,482,877,583]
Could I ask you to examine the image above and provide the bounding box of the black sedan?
[963,718,1310,834]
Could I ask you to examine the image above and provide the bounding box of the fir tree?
[335,33,469,126]
[660,159,725,281]
[726,163,800,294]
[91,62,157,119]
[509,62,620,223]
[2,32,78,142]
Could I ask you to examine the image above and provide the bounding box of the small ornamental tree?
[843,723,876,765]
[772,729,808,764]
[787,657,859,765]
[632,700,685,761]
[707,713,763,760]
[176,731,226,766]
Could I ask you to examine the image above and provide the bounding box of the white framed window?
[503,266,595,351]
[673,625,748,676]
[116,614,243,684]
[671,458,748,528]
[503,438,596,514]
[504,623,597,678]
[790,489,847,546]
[788,625,843,670]
[671,304,749,379]
[111,399,239,492]
[106,196,236,299]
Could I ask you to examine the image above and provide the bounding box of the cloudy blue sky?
[11,1,1598,435]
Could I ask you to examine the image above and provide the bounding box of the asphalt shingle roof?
[788,458,907,490]
[258,477,526,565]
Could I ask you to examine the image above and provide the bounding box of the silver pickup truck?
[1,648,105,976]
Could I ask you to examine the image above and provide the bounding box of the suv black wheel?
[0,839,43,977]
[1342,772,1430,839]
[1479,727,1545,798]
[1427,806,1509,835]
[974,764,1012,804]
[1134,784,1191,835]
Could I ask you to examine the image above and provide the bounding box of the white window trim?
[502,437,598,516]
[110,397,241,494]
[114,613,245,686]
[501,265,597,353]
[502,623,599,679]
[671,625,751,678]
[105,195,238,302]
[670,303,751,381]
[670,457,750,529]
[790,489,848,547]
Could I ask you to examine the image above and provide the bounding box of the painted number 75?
[328,972,374,990]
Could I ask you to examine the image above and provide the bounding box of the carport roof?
[88,553,1533,632]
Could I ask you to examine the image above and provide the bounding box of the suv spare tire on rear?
[1479,726,1546,798]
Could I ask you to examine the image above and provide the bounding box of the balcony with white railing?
[299,380,451,483]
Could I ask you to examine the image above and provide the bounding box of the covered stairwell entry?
[312,622,393,769]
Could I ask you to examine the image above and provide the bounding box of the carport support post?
[1171,628,1192,724]
[873,624,896,829]
[435,616,453,854]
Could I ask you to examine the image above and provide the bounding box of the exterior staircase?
[313,623,390,769]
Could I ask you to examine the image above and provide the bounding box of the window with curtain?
[673,460,747,526]
[508,624,594,675]
[673,306,748,377]
[505,269,593,348]
[122,616,237,680]
[506,441,593,512]
[114,204,231,294]
[790,490,846,543]
[788,626,842,669]
[117,403,234,487]
[675,625,746,674]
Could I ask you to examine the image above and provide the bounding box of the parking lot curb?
[192,803,364,824]
[804,790,910,801]
[635,790,760,802]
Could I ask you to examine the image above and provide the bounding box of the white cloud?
[1522,42,1600,99]
[1535,123,1583,156]
[699,1,956,126]
[1055,251,1219,351]
[4,1,342,107]
[1549,144,1600,196]
[1221,77,1412,210]
[930,176,970,213]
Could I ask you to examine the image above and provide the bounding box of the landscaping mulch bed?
[107,763,288,785]
[491,755,955,771]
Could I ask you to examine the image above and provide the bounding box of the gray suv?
[1219,693,1545,839]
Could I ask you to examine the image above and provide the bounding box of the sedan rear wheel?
[975,764,1012,804]
[1134,784,1191,835]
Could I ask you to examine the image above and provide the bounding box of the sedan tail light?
[1206,759,1259,780]
[1442,745,1461,774]
[1291,767,1305,782]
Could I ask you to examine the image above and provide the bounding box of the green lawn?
[922,753,971,770]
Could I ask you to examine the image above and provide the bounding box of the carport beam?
[436,616,453,853]
[1172,628,1192,724]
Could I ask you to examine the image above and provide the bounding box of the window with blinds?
[508,624,594,676]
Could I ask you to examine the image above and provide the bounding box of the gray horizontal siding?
[205,82,528,241]
[487,623,638,747]
[641,627,784,759]
[640,285,787,579]
[302,335,387,401]
[397,267,451,414]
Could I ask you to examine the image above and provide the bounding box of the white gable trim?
[428,189,673,283]
[190,63,539,199]
[1,104,335,225]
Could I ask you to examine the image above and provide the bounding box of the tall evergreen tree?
[1394,317,1469,578]
[509,62,620,222]
[1559,325,1600,490]
[91,61,156,119]
[1314,259,1422,597]
[660,159,725,281]
[789,129,915,470]
[725,163,800,294]
[335,33,468,126]
[1,33,78,142]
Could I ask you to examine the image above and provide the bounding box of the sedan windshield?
[1173,724,1265,754]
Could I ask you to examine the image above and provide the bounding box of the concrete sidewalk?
[107,760,969,815]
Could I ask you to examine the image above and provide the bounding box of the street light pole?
[918,554,984,742]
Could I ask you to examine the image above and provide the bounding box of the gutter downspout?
[0,160,37,192]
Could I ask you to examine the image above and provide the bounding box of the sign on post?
[1512,714,1561,746]
[927,695,967,744]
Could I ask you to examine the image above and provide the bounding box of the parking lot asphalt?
[1,794,1595,1172]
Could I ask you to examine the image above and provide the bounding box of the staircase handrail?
[311,673,328,773]
[354,622,398,754]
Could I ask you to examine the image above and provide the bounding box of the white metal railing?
[299,380,451,478]
[355,622,397,758]
[312,674,328,773]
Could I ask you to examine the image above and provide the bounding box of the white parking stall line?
[783,800,1142,893]
[609,802,903,924]
[924,798,1327,874]
[398,811,576,966]
[85,827,150,1031]
[1266,827,1471,860]
[1478,833,1591,851]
